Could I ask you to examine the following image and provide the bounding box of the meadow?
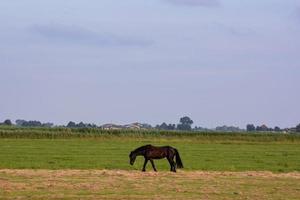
[0,126,300,199]
[0,126,299,171]
[1,138,300,172]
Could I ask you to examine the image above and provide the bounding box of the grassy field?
[0,137,300,172]
[0,126,300,171]
[1,127,300,199]
[1,170,300,200]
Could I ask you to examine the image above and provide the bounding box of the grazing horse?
[129,144,183,172]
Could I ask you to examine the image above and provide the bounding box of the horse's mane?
[132,144,152,153]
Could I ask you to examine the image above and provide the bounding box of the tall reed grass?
[0,126,299,142]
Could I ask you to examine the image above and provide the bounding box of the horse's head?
[129,151,136,165]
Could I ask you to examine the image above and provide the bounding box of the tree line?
[246,124,289,132]
[1,118,300,133]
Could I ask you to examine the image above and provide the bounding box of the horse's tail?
[174,149,183,168]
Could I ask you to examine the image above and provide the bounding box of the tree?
[3,119,12,126]
[260,124,268,131]
[16,119,26,126]
[77,122,86,128]
[156,122,172,130]
[85,123,97,128]
[42,123,54,128]
[67,121,76,128]
[23,121,42,127]
[256,124,268,132]
[274,126,281,132]
[177,116,193,131]
[160,122,168,130]
[256,126,262,131]
[296,124,300,133]
[180,116,193,126]
[246,124,255,132]
[167,124,176,130]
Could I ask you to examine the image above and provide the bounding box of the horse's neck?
[134,149,145,156]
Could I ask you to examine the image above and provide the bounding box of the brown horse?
[129,144,183,172]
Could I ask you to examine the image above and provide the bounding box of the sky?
[0,0,299,128]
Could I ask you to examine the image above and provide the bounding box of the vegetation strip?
[0,126,300,142]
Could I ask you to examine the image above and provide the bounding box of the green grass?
[0,138,300,172]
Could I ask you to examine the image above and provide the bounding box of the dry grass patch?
[1,170,300,200]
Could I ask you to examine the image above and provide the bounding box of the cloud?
[163,0,219,7]
[30,24,152,47]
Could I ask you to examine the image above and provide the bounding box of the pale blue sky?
[0,0,299,128]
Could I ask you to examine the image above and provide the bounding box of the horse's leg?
[150,159,157,172]
[168,155,176,172]
[171,160,176,172]
[172,159,176,172]
[172,154,177,172]
[142,159,148,172]
[171,151,178,172]
[167,157,175,172]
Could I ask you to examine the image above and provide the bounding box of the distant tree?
[22,121,42,127]
[15,119,54,127]
[216,126,227,131]
[296,124,300,133]
[3,119,12,126]
[33,121,42,127]
[177,116,193,131]
[42,123,54,128]
[194,126,203,131]
[260,124,268,131]
[167,124,176,130]
[160,122,168,130]
[256,124,269,132]
[246,124,256,132]
[141,123,152,129]
[180,116,193,125]
[16,119,26,126]
[85,123,97,128]
[177,124,192,131]
[274,126,281,132]
[156,123,175,130]
[67,121,76,128]
[77,122,86,128]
